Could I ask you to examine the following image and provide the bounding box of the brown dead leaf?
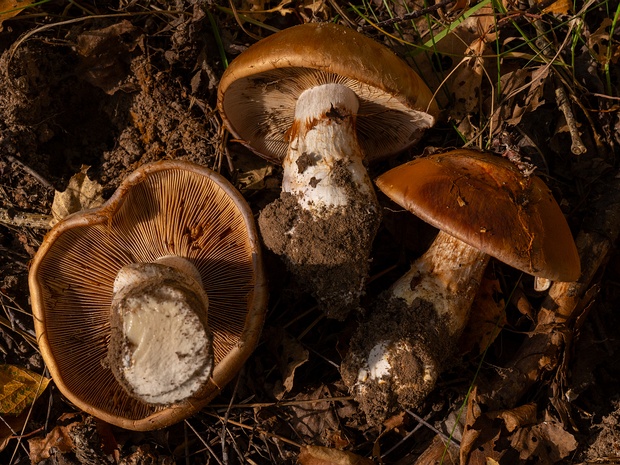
[489,65,550,132]
[28,413,81,464]
[0,0,34,29]
[298,0,331,22]
[588,18,620,66]
[382,411,405,432]
[241,0,295,20]
[413,434,459,465]
[541,0,572,14]
[264,326,309,400]
[412,3,496,109]
[504,66,549,126]
[510,410,578,463]
[493,403,537,433]
[50,165,104,226]
[461,392,577,465]
[288,385,340,442]
[298,445,375,465]
[0,364,50,417]
[459,274,506,355]
[449,38,488,122]
[235,151,275,193]
[76,21,142,94]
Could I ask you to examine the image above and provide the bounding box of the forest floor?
[0,0,619,464]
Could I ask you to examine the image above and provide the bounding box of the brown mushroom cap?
[217,22,439,165]
[375,149,581,282]
[29,160,268,431]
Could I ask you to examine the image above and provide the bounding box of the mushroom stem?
[390,231,489,333]
[282,83,375,211]
[108,257,214,406]
[341,231,489,424]
[259,83,381,319]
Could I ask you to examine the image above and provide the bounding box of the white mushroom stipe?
[364,342,392,381]
[110,261,213,405]
[282,83,375,214]
[257,82,382,319]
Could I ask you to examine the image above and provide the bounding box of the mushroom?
[29,160,267,430]
[340,149,580,424]
[218,22,438,319]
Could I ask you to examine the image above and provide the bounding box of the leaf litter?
[0,0,619,464]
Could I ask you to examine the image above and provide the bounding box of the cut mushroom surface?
[341,149,580,424]
[29,160,267,430]
[218,22,438,318]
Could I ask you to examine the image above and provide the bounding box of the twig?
[209,395,353,409]
[185,420,224,465]
[4,155,53,191]
[554,79,587,155]
[204,412,301,448]
[220,373,242,465]
[0,207,51,230]
[406,410,461,447]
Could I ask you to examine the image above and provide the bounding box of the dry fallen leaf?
[510,410,578,462]
[450,38,488,122]
[50,165,104,226]
[265,326,309,399]
[298,0,331,22]
[541,0,572,14]
[298,445,376,465]
[588,18,620,66]
[413,434,459,465]
[76,20,142,94]
[235,152,275,192]
[27,413,81,464]
[494,403,537,433]
[0,0,35,29]
[0,364,50,417]
[288,385,341,442]
[240,0,295,20]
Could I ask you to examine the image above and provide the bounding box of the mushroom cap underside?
[217,22,439,164]
[28,160,268,430]
[375,149,581,282]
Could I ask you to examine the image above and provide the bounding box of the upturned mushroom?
[29,160,267,430]
[218,22,439,319]
[340,149,580,424]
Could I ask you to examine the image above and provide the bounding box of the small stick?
[0,208,51,229]
[554,80,587,155]
[4,155,54,191]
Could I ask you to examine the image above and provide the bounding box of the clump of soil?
[259,188,380,320]
[340,295,454,425]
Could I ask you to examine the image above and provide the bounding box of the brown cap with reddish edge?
[29,160,267,431]
[375,149,581,282]
[217,22,439,164]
